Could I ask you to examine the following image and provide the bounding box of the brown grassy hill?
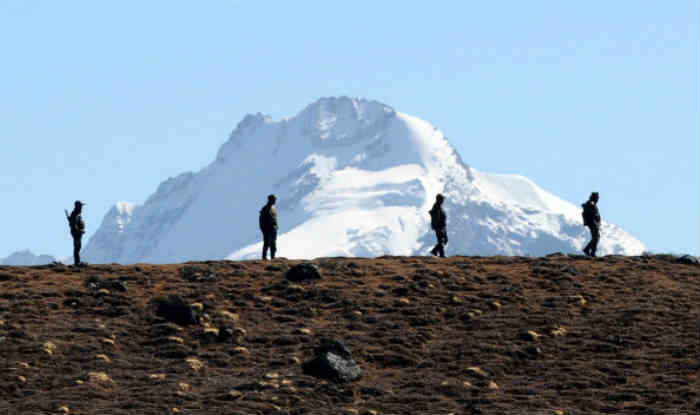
[0,255,698,415]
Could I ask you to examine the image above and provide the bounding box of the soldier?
[429,194,447,257]
[259,194,278,260]
[581,192,601,257]
[66,200,86,266]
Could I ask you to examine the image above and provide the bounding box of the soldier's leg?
[73,236,81,265]
[431,230,440,256]
[583,226,593,256]
[262,232,269,260]
[437,229,446,257]
[270,230,277,259]
[590,226,600,257]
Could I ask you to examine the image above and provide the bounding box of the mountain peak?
[83,97,644,264]
[300,96,394,118]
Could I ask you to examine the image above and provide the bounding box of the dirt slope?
[1,255,698,415]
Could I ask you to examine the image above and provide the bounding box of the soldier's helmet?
[268,194,276,203]
[590,192,599,201]
[436,194,444,202]
[74,200,85,207]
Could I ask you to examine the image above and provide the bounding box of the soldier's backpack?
[428,206,439,230]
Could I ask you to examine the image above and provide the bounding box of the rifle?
[65,209,73,231]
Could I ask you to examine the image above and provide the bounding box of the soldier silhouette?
[259,194,278,260]
[581,192,601,257]
[429,194,448,257]
[66,200,86,266]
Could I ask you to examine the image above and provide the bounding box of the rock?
[524,345,542,357]
[221,390,243,400]
[519,330,541,341]
[285,263,321,283]
[181,265,217,282]
[677,255,699,265]
[43,341,57,355]
[153,295,200,326]
[465,366,488,379]
[218,310,240,322]
[96,354,111,362]
[569,294,587,306]
[550,327,568,337]
[217,325,235,342]
[302,338,362,383]
[84,275,128,292]
[231,346,249,355]
[87,371,114,385]
[186,357,204,371]
[199,327,220,344]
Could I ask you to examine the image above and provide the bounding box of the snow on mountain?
[82,201,137,264]
[83,97,644,264]
[1,250,56,266]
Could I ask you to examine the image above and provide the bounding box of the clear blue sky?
[1,0,698,259]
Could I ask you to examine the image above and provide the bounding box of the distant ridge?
[1,249,55,266]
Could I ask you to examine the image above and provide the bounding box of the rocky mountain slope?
[1,254,697,414]
[83,97,644,264]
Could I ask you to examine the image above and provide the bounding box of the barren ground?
[0,254,698,414]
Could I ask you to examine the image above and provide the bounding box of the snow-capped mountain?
[83,97,644,263]
[1,250,56,266]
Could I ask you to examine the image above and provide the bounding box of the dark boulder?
[153,294,200,326]
[285,263,321,283]
[302,338,362,383]
[181,265,217,282]
[677,255,699,265]
[84,275,128,292]
[218,325,235,342]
